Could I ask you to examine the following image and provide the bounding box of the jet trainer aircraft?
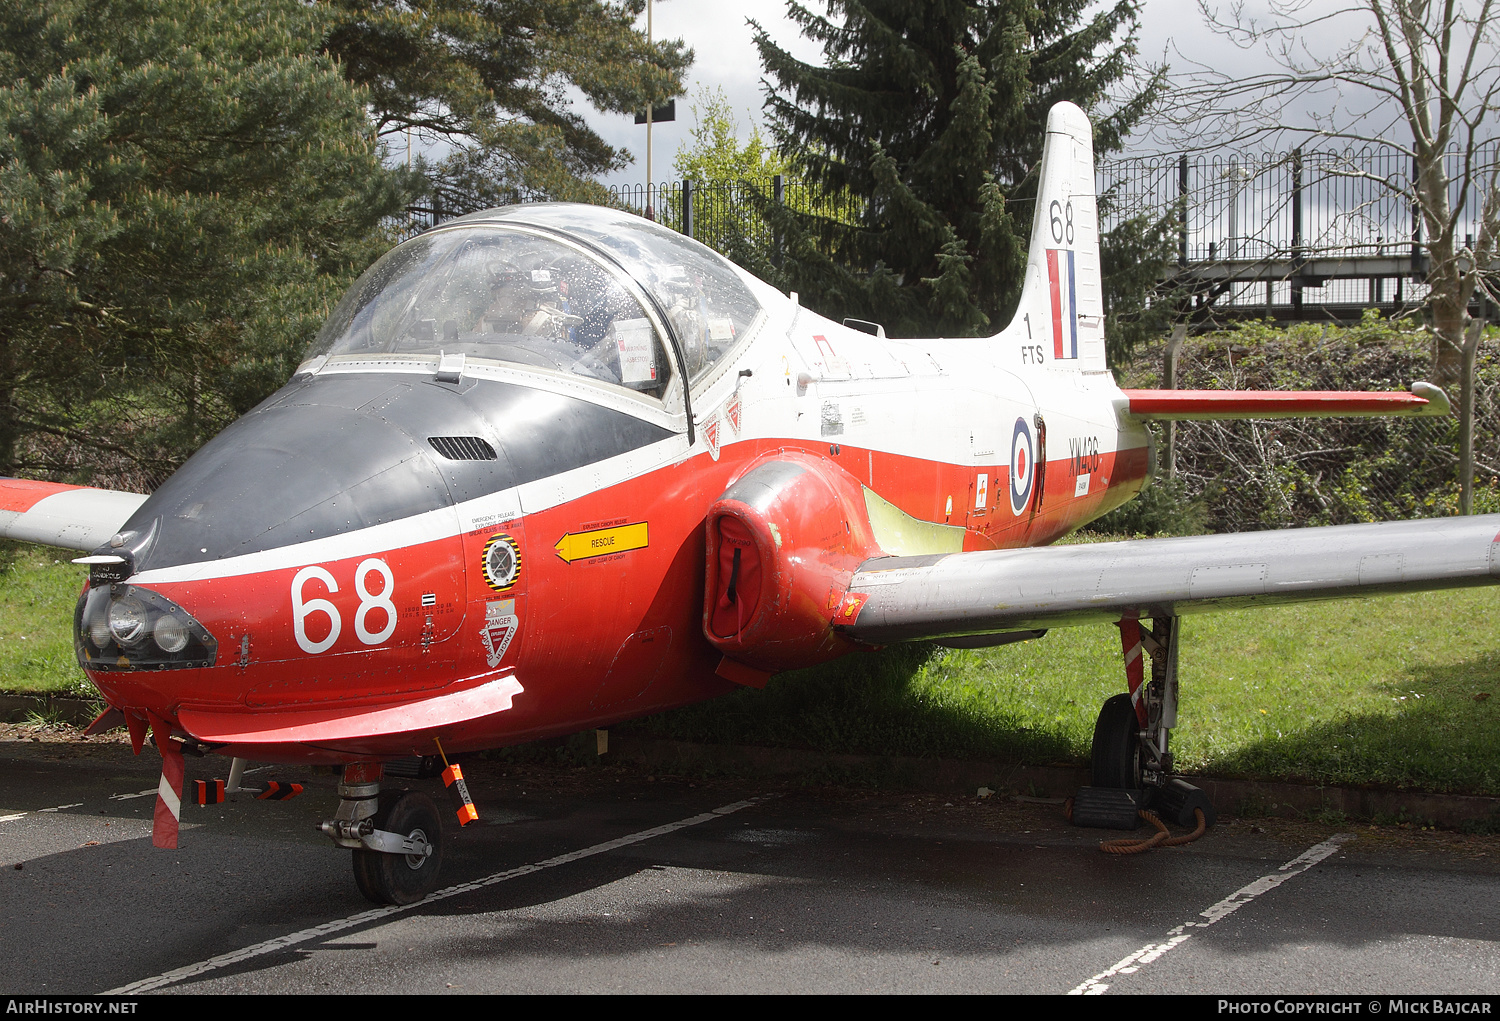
[5,103,1499,904]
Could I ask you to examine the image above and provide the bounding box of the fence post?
[1163,323,1187,479]
[1459,318,1484,515]
[682,179,694,239]
[773,173,785,269]
[1228,155,1240,261]
[1177,155,1189,267]
[1410,154,1422,277]
[1290,148,1304,317]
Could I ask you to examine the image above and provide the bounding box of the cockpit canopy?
[307,203,764,401]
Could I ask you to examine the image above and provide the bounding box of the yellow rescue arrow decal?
[554,522,649,563]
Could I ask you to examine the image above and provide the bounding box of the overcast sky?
[581,0,1256,188]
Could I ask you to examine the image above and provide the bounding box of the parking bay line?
[105,795,769,994]
[0,802,84,823]
[1068,832,1354,995]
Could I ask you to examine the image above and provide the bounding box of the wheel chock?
[1070,786,1143,829]
[1154,778,1216,829]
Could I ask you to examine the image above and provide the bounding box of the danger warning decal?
[480,598,518,668]
[1009,416,1036,516]
[1046,248,1078,360]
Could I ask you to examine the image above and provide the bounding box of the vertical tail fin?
[1001,102,1106,373]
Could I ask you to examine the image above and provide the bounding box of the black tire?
[1090,693,1143,789]
[352,790,445,905]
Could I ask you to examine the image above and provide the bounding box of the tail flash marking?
[1047,249,1078,360]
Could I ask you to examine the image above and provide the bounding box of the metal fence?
[1097,143,1500,314]
[1099,145,1500,262]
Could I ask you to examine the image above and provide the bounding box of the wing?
[837,514,1500,644]
[0,479,148,551]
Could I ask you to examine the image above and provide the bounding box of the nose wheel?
[352,790,446,905]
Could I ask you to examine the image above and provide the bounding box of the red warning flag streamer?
[442,763,478,826]
[434,737,477,826]
[149,715,184,849]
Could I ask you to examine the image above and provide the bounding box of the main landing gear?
[318,762,446,905]
[1073,616,1215,835]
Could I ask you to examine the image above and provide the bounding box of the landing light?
[107,595,148,647]
[76,584,217,670]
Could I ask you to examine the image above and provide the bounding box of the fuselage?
[77,203,1150,764]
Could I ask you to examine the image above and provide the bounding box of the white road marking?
[105,796,768,994]
[1068,832,1353,995]
[0,802,84,823]
[111,788,160,801]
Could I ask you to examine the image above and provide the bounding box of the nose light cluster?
[76,584,217,670]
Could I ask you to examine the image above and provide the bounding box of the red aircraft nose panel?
[103,531,471,710]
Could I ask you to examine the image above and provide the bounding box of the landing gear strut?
[1096,616,1179,790]
[1073,616,1214,834]
[318,762,446,905]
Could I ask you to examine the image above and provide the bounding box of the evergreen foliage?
[0,0,417,485]
[751,0,1164,341]
[320,0,692,209]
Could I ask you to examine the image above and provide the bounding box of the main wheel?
[1090,693,1142,789]
[352,790,445,905]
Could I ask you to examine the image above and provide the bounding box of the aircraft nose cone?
[115,378,482,573]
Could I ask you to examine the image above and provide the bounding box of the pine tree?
[320,0,693,208]
[0,0,417,484]
[752,0,1161,339]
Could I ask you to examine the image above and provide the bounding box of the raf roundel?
[482,533,521,592]
[1010,416,1035,516]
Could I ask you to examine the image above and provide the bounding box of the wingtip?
[1410,381,1451,415]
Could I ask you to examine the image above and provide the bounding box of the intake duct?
[703,453,883,673]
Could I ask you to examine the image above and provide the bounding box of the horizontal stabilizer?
[0,479,148,551]
[1121,382,1447,421]
[838,514,1500,644]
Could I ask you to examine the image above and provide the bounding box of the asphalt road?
[2,729,1498,996]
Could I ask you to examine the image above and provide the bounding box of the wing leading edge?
[838,515,1500,645]
[0,479,148,551]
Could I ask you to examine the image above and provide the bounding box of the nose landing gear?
[352,791,445,905]
[319,762,447,905]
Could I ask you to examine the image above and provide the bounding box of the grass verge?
[0,541,90,696]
